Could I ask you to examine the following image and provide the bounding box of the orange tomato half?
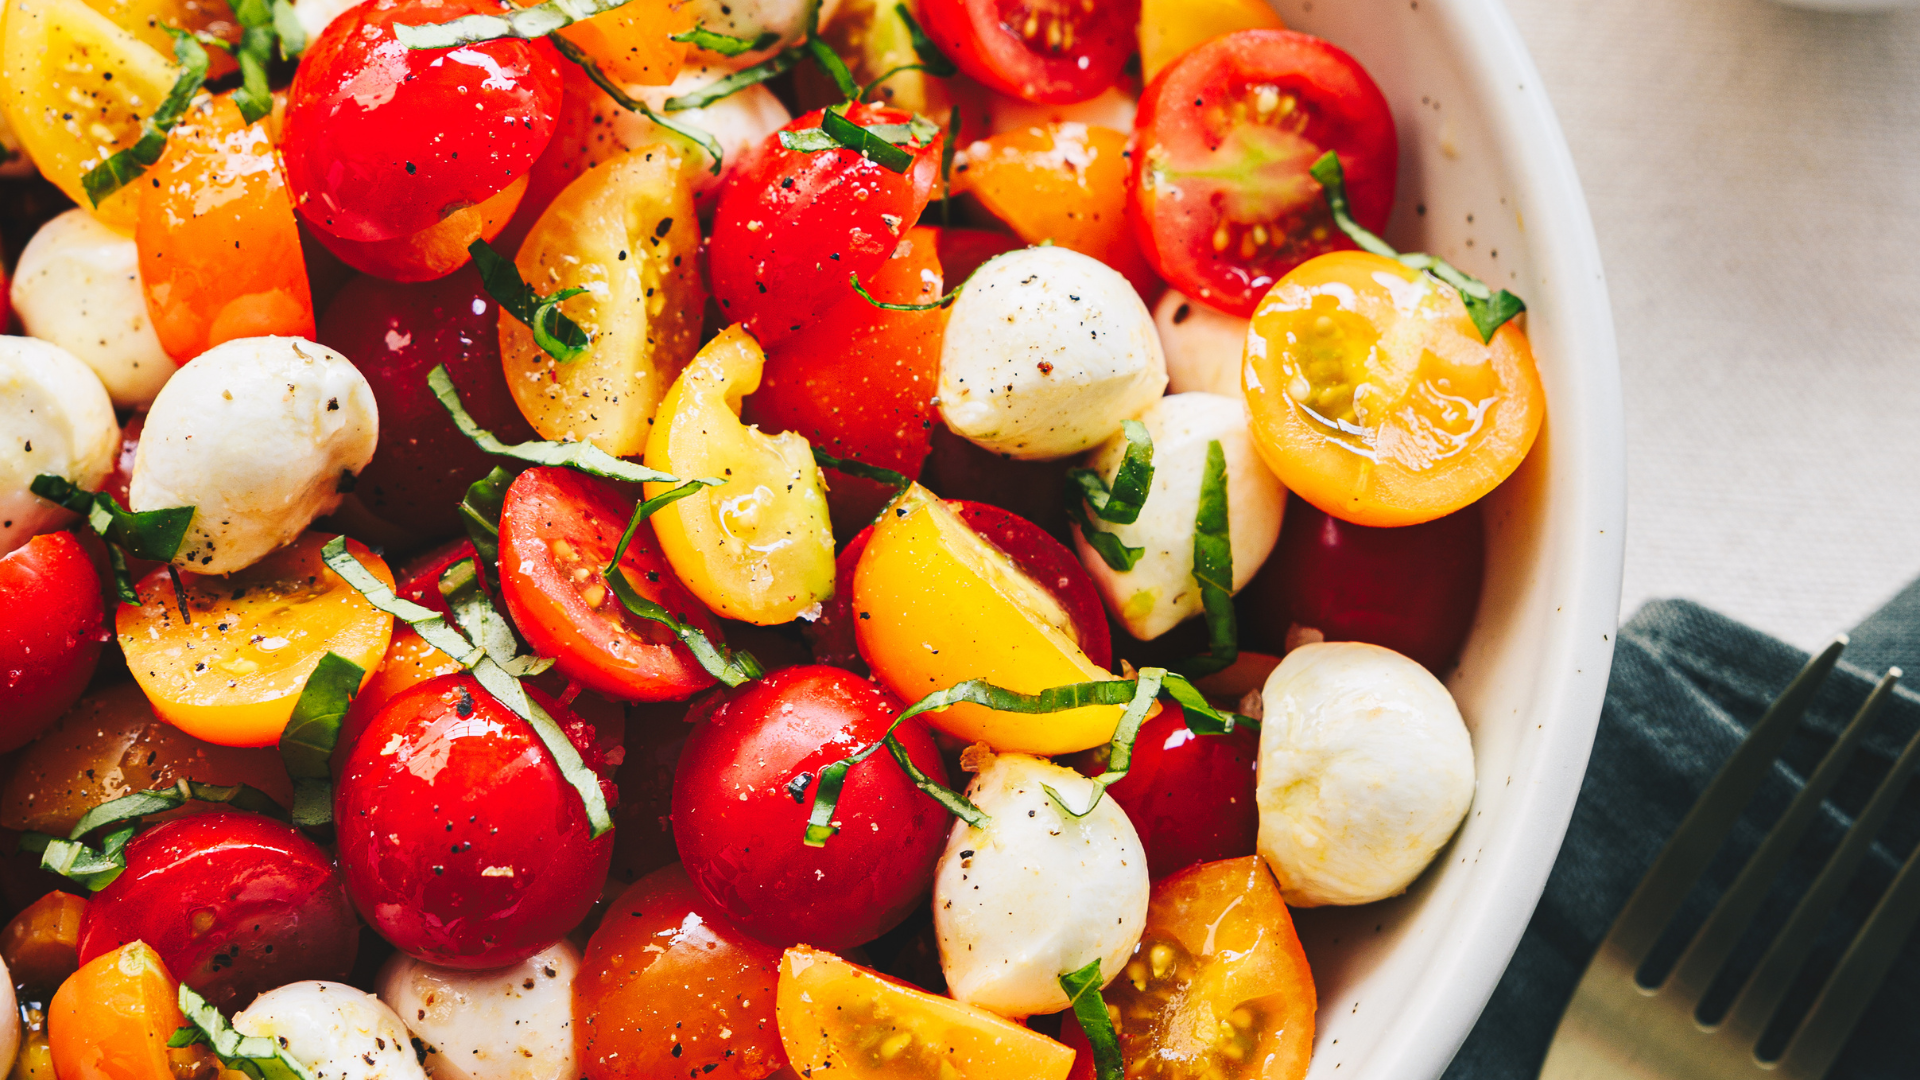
[47,941,193,1080]
[1243,250,1544,527]
[136,94,314,363]
[550,0,692,87]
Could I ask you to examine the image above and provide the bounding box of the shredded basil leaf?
[601,481,764,687]
[469,238,591,363]
[1063,419,1154,572]
[271,0,305,58]
[19,827,136,892]
[29,473,195,600]
[548,34,723,174]
[809,447,912,493]
[1061,959,1122,1080]
[1159,671,1255,734]
[1041,669,1162,818]
[848,270,959,311]
[1311,150,1525,342]
[805,32,859,101]
[671,24,778,55]
[664,47,800,110]
[394,0,635,48]
[225,0,283,124]
[1067,503,1143,571]
[80,28,208,206]
[19,777,286,890]
[439,558,552,678]
[1179,440,1238,677]
[278,652,364,828]
[779,107,937,173]
[460,465,521,568]
[429,365,681,485]
[858,3,956,99]
[319,536,482,664]
[171,985,316,1080]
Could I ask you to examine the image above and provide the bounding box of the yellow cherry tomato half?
[0,0,179,231]
[116,533,394,747]
[503,144,705,458]
[853,485,1131,755]
[548,0,691,87]
[1243,250,1544,527]
[2,891,88,998]
[776,946,1075,1080]
[1137,0,1284,83]
[83,0,240,79]
[47,941,193,1080]
[644,323,835,626]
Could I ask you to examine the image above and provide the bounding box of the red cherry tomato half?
[0,532,107,751]
[709,103,941,347]
[335,673,613,968]
[393,538,486,621]
[671,666,949,950]
[804,500,1109,674]
[318,266,538,537]
[497,466,721,702]
[282,0,563,243]
[1244,496,1483,673]
[1073,701,1259,880]
[918,0,1138,104]
[1130,29,1397,317]
[76,812,358,1009]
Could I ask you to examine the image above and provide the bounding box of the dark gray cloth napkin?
[1445,586,1920,1078]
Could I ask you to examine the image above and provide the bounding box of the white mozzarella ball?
[130,336,377,573]
[932,753,1148,1018]
[377,942,579,1080]
[679,0,841,67]
[1152,289,1250,399]
[235,981,427,1080]
[293,0,363,42]
[1073,393,1284,641]
[619,70,791,200]
[0,957,17,1068]
[938,246,1166,460]
[984,86,1137,137]
[0,336,118,555]
[1255,642,1475,907]
[11,209,174,408]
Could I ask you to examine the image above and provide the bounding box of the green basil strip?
[1159,671,1254,735]
[171,985,316,1080]
[822,107,913,171]
[1060,959,1122,1080]
[663,47,800,110]
[460,465,522,568]
[226,0,281,124]
[1067,419,1153,525]
[320,535,483,666]
[1066,500,1143,572]
[31,475,196,564]
[394,0,634,48]
[601,481,764,688]
[548,34,724,175]
[809,447,912,492]
[439,559,553,678]
[1310,150,1525,343]
[878,734,987,828]
[67,778,286,840]
[671,25,778,55]
[469,238,591,362]
[20,826,136,892]
[1178,440,1238,678]
[848,270,959,311]
[428,365,682,485]
[81,28,209,206]
[278,653,365,829]
[1041,668,1162,818]
[270,0,305,58]
[805,33,859,102]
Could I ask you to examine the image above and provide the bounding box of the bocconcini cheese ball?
[932,752,1149,1018]
[11,208,174,408]
[937,246,1167,460]
[376,941,579,1080]
[234,981,426,1080]
[1152,288,1250,399]
[1255,641,1475,907]
[679,0,843,67]
[1072,392,1285,641]
[0,336,117,555]
[130,336,377,574]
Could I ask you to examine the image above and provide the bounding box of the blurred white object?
[292,0,361,42]
[1151,288,1250,399]
[0,336,118,555]
[12,209,174,408]
[378,942,580,1080]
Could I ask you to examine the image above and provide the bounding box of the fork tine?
[1663,670,1901,1006]
[1720,678,1920,1053]
[1600,639,1847,967]
[1773,831,1920,1079]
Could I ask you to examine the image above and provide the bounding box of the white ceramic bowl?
[1264,1,1626,1077]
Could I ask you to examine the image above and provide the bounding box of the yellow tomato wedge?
[1,891,88,997]
[47,942,194,1080]
[550,0,692,86]
[116,533,394,748]
[1138,0,1285,82]
[853,484,1129,755]
[83,0,239,78]
[643,324,835,625]
[777,946,1075,1080]
[1,0,180,231]
[502,144,705,457]
[1243,250,1544,527]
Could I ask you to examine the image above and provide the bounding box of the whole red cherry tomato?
[1130,29,1397,317]
[1073,701,1259,880]
[742,226,946,535]
[0,532,107,750]
[76,812,358,1009]
[709,103,941,347]
[318,266,537,536]
[282,0,563,243]
[334,673,614,968]
[1244,497,1484,672]
[671,666,948,950]
[918,0,1137,104]
[497,467,720,702]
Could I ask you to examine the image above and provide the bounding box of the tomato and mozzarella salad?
[0,0,1546,1074]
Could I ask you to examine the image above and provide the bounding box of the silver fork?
[1540,637,1920,1079]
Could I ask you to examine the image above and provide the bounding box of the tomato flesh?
[1130,29,1397,317]
[918,0,1137,105]
[47,941,188,1080]
[0,531,106,752]
[77,811,358,1009]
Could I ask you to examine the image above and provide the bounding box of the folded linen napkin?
[1446,587,1920,1079]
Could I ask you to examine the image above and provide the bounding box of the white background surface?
[1500,0,1920,651]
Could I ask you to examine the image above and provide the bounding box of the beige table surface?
[1500,0,1920,652]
